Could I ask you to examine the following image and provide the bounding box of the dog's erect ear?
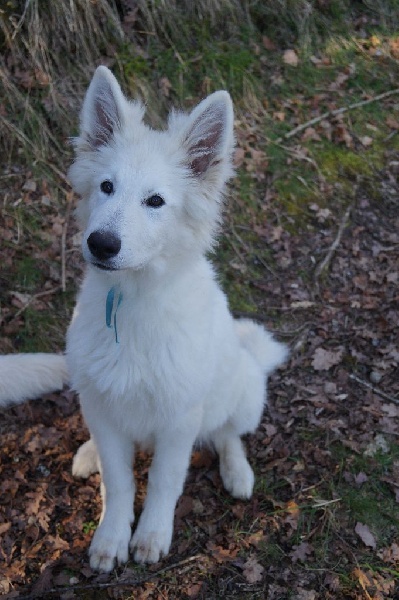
[183,91,234,177]
[80,66,126,149]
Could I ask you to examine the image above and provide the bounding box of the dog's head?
[68,66,234,273]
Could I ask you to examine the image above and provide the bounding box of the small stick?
[18,555,205,600]
[349,373,399,405]
[314,205,352,283]
[10,286,62,321]
[277,88,399,142]
[231,227,278,278]
[268,137,323,177]
[61,192,74,292]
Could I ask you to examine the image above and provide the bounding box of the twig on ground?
[9,286,62,321]
[314,205,352,286]
[225,231,247,265]
[231,227,278,278]
[18,555,205,600]
[61,192,74,292]
[349,373,399,405]
[277,87,399,142]
[268,137,323,177]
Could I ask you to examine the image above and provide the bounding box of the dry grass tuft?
[0,0,123,168]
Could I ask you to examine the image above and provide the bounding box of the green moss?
[117,46,151,80]
[14,307,61,352]
[152,33,259,101]
[318,146,374,180]
[332,440,399,546]
[15,256,43,290]
[82,520,96,534]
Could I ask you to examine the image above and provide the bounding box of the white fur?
[66,66,288,572]
[0,353,68,406]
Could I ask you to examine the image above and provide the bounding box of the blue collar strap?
[106,285,123,344]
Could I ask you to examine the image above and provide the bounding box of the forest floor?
[1,3,399,599]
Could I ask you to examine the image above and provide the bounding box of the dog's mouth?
[91,262,119,272]
[89,259,147,273]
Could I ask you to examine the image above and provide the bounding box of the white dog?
[1,66,287,573]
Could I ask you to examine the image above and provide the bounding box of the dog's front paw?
[72,439,99,479]
[89,523,131,573]
[130,525,172,564]
[221,459,254,500]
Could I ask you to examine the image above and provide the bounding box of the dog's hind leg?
[72,438,99,478]
[211,424,255,499]
[210,349,268,499]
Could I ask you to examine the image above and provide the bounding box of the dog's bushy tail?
[0,353,68,407]
[235,319,288,375]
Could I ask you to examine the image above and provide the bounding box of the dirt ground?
[1,145,398,599]
[1,6,399,596]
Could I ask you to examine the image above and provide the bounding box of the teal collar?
[106,285,123,344]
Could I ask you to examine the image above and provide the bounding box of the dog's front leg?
[130,421,198,564]
[85,420,135,573]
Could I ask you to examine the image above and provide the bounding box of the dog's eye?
[100,180,114,195]
[145,194,165,208]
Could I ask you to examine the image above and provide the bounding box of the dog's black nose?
[87,231,121,260]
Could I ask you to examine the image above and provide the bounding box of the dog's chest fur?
[66,259,226,427]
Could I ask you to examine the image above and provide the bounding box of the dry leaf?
[389,37,399,57]
[291,301,315,309]
[284,499,300,530]
[290,541,314,563]
[301,127,321,142]
[233,147,245,167]
[242,556,264,583]
[175,495,193,520]
[386,272,399,284]
[311,347,344,371]
[247,530,266,548]
[382,403,399,417]
[377,542,399,564]
[186,583,203,597]
[310,55,322,65]
[333,123,353,147]
[353,567,373,593]
[354,472,368,485]
[0,522,11,536]
[34,69,50,87]
[22,179,37,192]
[370,35,381,47]
[386,116,399,130]
[329,71,349,91]
[355,522,376,549]
[206,542,237,563]
[262,36,276,51]
[273,111,286,122]
[324,572,341,591]
[159,76,172,97]
[270,225,283,242]
[360,136,373,147]
[364,434,389,457]
[283,49,299,66]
